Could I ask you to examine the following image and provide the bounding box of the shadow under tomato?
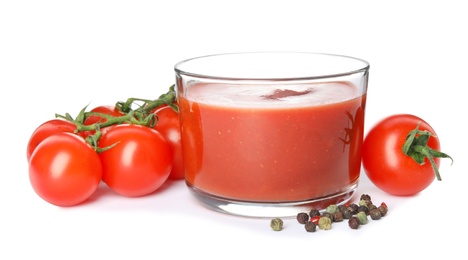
[80,179,183,206]
[79,182,116,205]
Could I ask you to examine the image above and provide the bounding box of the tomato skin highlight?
[153,106,185,180]
[27,119,78,162]
[362,114,441,196]
[98,124,173,197]
[28,132,102,206]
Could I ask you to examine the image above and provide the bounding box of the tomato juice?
[178,81,366,203]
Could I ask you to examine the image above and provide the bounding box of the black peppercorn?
[348,216,360,229]
[369,208,382,220]
[360,194,372,201]
[348,203,359,214]
[367,204,377,212]
[338,204,348,213]
[304,221,316,232]
[378,204,388,217]
[341,208,353,219]
[357,205,369,215]
[309,208,320,218]
[321,212,334,222]
[332,211,344,222]
[296,212,309,224]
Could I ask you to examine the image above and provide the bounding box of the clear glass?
[174,52,369,218]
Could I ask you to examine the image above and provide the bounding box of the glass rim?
[174,51,370,81]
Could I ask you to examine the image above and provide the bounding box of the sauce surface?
[179,82,366,202]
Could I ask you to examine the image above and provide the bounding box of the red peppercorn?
[309,216,321,225]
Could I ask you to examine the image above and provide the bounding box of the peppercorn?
[338,204,348,213]
[348,203,359,214]
[318,216,332,230]
[304,221,317,232]
[332,211,344,222]
[309,215,321,225]
[378,204,388,217]
[369,208,382,220]
[356,211,368,225]
[360,194,372,201]
[357,205,369,215]
[380,202,388,209]
[296,212,309,224]
[326,204,339,214]
[270,218,283,231]
[309,208,321,218]
[367,204,377,212]
[348,216,360,229]
[321,212,334,222]
[341,208,353,219]
[358,199,373,208]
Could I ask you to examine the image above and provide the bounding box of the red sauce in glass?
[178,82,366,202]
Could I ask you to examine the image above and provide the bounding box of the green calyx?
[402,123,453,181]
[55,84,177,152]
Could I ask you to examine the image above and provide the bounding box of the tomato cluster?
[27,86,184,206]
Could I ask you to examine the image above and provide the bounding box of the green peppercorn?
[270,218,283,231]
[326,204,339,214]
[296,212,309,224]
[309,208,321,218]
[318,216,332,230]
[369,208,382,220]
[348,216,360,229]
[332,211,344,222]
[358,199,372,208]
[356,211,368,225]
[304,221,316,232]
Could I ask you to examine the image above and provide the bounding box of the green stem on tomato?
[55,84,177,152]
[138,84,178,113]
[402,123,453,181]
[116,84,178,115]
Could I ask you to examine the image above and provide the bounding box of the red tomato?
[98,124,173,197]
[28,132,102,206]
[26,119,78,161]
[362,114,441,196]
[153,105,185,180]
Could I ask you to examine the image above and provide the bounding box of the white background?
[1,0,466,259]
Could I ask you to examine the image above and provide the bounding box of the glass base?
[186,181,358,218]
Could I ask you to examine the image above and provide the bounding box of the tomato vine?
[54,84,177,152]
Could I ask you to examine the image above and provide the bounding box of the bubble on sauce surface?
[185,82,360,107]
